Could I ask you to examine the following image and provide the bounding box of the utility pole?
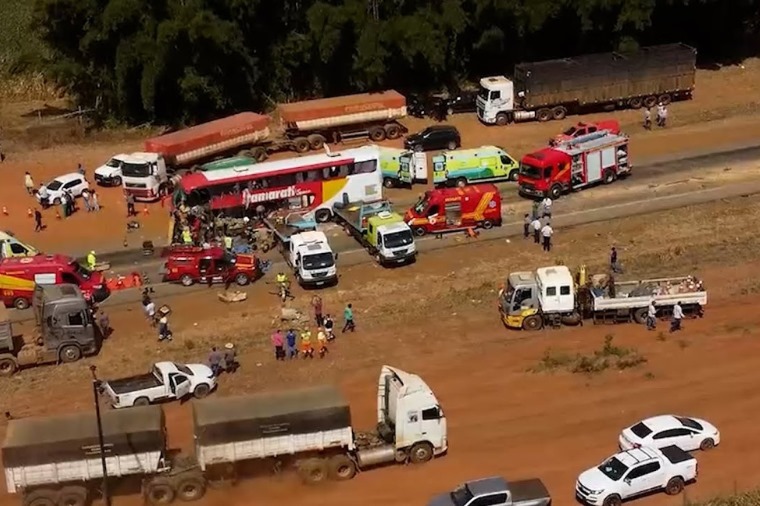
[368,0,380,21]
[90,365,111,506]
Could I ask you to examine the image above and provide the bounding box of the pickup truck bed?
[660,444,694,464]
[107,373,161,394]
[511,478,551,503]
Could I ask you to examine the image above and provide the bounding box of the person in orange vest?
[317,328,329,358]
[300,328,314,359]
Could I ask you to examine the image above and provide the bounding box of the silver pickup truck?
[428,476,551,506]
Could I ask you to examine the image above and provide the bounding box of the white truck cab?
[93,153,128,186]
[476,76,535,125]
[120,152,170,201]
[373,217,417,264]
[288,230,338,287]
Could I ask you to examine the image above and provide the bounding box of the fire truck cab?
[518,131,630,200]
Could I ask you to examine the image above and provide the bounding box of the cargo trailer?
[477,43,697,125]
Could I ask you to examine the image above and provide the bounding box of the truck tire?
[414,227,427,237]
[307,134,326,150]
[643,96,657,108]
[59,345,82,363]
[700,437,716,450]
[0,355,18,377]
[549,184,562,200]
[633,307,648,324]
[522,315,543,331]
[368,126,386,142]
[193,384,211,399]
[665,476,685,495]
[481,220,494,230]
[293,137,310,153]
[235,273,250,286]
[328,454,357,481]
[628,97,643,109]
[455,177,467,188]
[174,476,206,502]
[13,297,30,310]
[603,169,617,184]
[384,123,402,139]
[133,397,151,407]
[24,489,58,506]
[58,486,88,506]
[383,177,396,189]
[537,108,552,122]
[180,275,194,287]
[658,94,672,105]
[552,106,567,120]
[145,478,176,505]
[298,458,329,485]
[495,113,509,126]
[251,147,268,162]
[409,442,434,464]
[112,176,123,186]
[508,169,519,181]
[602,494,622,506]
[314,209,332,223]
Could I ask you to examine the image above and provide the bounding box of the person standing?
[87,250,97,270]
[223,343,238,373]
[643,107,652,130]
[317,328,329,358]
[531,200,540,220]
[324,314,335,341]
[300,328,314,358]
[610,247,623,274]
[24,172,34,195]
[208,347,224,376]
[157,315,172,341]
[541,196,553,218]
[271,329,285,361]
[34,209,43,232]
[531,217,541,245]
[646,301,657,330]
[77,163,86,176]
[670,301,683,333]
[541,222,553,252]
[126,192,136,217]
[660,105,669,127]
[311,295,324,327]
[286,328,298,359]
[81,188,92,212]
[91,189,100,211]
[60,192,69,218]
[342,303,356,333]
[523,213,531,239]
[144,298,156,325]
[37,183,50,208]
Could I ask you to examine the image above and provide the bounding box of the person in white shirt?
[24,172,34,195]
[38,184,50,207]
[541,222,553,252]
[541,197,553,217]
[531,217,542,244]
[145,300,156,326]
[646,301,657,330]
[670,301,683,333]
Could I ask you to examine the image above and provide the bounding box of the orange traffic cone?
[27,208,32,218]
[55,210,62,220]
[2,207,8,216]
[142,205,150,216]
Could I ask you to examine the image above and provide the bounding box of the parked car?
[94,154,127,186]
[428,476,551,506]
[431,90,479,118]
[404,125,461,152]
[100,361,217,408]
[407,94,430,119]
[550,120,621,145]
[36,172,89,204]
[576,445,697,506]
[619,415,720,452]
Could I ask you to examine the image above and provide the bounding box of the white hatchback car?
[619,415,720,452]
[37,172,90,204]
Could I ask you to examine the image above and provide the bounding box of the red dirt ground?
[1,195,759,506]
[2,60,760,255]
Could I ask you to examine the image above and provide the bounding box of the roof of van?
[0,254,74,269]
[427,184,500,199]
[443,145,506,158]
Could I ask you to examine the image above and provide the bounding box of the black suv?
[404,125,461,152]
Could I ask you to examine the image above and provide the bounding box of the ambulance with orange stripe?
[0,255,109,310]
[404,184,503,236]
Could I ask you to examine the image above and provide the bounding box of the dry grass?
[0,73,59,102]
[686,489,760,506]
[529,335,648,375]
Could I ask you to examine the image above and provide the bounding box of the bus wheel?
[251,147,268,162]
[13,297,30,310]
[293,137,310,153]
[307,134,325,150]
[522,315,543,331]
[315,209,332,223]
[369,127,386,142]
[384,123,401,139]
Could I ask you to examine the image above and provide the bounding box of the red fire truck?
[518,131,630,200]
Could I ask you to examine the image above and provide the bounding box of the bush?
[531,335,647,375]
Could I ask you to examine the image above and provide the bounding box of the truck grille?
[519,184,540,197]
[392,249,408,257]
[125,182,147,189]
[576,482,592,497]
[312,271,328,278]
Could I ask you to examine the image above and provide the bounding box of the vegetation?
[686,489,760,506]
[8,0,760,125]
[530,335,647,374]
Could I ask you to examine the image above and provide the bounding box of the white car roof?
[637,415,681,433]
[614,447,660,467]
[51,172,84,184]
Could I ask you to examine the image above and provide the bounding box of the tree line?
[26,0,760,125]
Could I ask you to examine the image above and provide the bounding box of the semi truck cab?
[289,231,338,287]
[121,152,170,202]
[477,76,534,125]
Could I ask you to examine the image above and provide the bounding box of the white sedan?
[619,415,720,452]
[36,172,89,204]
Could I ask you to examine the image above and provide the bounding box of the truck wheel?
[328,454,357,481]
[552,106,567,120]
[112,176,123,186]
[481,220,493,230]
[368,127,386,142]
[643,96,657,108]
[235,273,250,286]
[145,478,176,505]
[180,275,194,287]
[522,315,543,331]
[383,177,396,189]
[175,476,206,501]
[133,397,151,407]
[700,437,715,450]
[293,137,310,153]
[456,177,467,188]
[314,209,331,223]
[628,97,643,109]
[409,442,434,464]
[495,113,509,126]
[665,476,685,495]
[633,307,648,324]
[384,123,402,139]
[0,356,17,376]
[24,489,58,506]
[58,486,87,506]
[307,134,326,150]
[602,494,622,506]
[508,169,519,181]
[193,384,211,399]
[251,147,268,162]
[658,94,672,105]
[414,227,426,237]
[549,184,562,200]
[537,108,552,122]
[298,458,329,485]
[13,297,30,310]
[603,169,617,184]
[59,345,82,363]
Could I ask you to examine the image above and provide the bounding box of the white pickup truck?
[576,445,697,506]
[101,361,217,409]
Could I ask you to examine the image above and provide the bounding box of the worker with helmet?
[86,251,96,271]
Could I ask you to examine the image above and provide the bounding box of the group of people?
[524,196,554,252]
[24,171,100,226]
[643,103,669,130]
[141,289,172,341]
[207,343,239,375]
